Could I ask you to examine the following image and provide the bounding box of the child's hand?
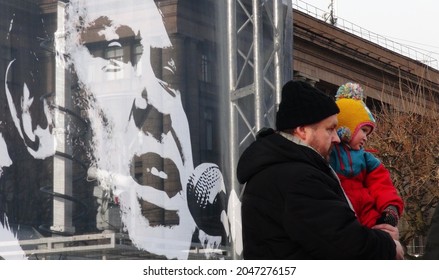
[376,205,399,226]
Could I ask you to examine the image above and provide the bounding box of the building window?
[134,44,143,76]
[201,54,210,82]
[204,108,213,151]
[105,46,124,80]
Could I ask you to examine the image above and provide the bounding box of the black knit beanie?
[276,80,340,131]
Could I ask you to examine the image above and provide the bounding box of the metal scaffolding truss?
[226,0,292,192]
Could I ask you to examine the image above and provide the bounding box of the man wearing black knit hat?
[237,80,404,260]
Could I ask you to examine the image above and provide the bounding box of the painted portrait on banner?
[57,0,240,259]
[0,0,243,260]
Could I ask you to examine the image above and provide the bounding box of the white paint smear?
[4,60,55,159]
[0,133,12,173]
[0,215,27,260]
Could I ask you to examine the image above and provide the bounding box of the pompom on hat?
[276,80,340,130]
[335,82,376,143]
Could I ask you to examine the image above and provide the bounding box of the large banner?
[0,0,290,260]
[0,0,244,260]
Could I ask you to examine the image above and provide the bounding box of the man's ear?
[294,126,307,140]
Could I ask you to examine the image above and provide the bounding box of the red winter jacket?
[329,144,404,228]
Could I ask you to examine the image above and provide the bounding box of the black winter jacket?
[237,128,396,259]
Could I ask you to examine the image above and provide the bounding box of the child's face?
[349,125,373,150]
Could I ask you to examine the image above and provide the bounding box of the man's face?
[68,0,173,120]
[72,6,144,121]
[63,0,201,259]
[305,115,340,160]
[65,0,196,249]
[68,0,193,175]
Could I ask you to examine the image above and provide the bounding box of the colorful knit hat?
[335,82,376,143]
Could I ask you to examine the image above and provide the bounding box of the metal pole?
[226,0,239,260]
[52,1,75,235]
[253,0,263,132]
[273,0,283,111]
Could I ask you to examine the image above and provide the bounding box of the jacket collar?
[278,131,324,160]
